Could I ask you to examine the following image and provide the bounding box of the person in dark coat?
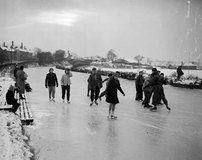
[156,73,171,110]
[106,72,125,119]
[16,65,27,99]
[157,73,167,105]
[135,71,145,101]
[142,76,153,108]
[45,68,58,102]
[87,68,102,106]
[145,68,170,111]
[177,66,184,80]
[98,73,113,100]
[6,85,20,113]
[13,64,19,81]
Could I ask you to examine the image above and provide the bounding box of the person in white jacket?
[60,68,73,103]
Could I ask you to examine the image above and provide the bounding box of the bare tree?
[107,49,117,62]
[134,55,144,66]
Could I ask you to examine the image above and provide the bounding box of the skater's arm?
[45,74,48,88]
[117,80,125,95]
[118,86,125,95]
[102,78,109,83]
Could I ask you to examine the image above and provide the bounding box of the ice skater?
[135,71,145,101]
[145,68,170,111]
[106,72,125,119]
[60,68,72,103]
[98,73,113,101]
[87,68,103,106]
[142,76,153,108]
[45,68,58,102]
[157,73,171,110]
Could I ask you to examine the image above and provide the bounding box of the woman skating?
[106,72,125,119]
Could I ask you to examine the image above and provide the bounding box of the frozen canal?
[25,67,202,160]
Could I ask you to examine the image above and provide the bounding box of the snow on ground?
[0,71,33,160]
[0,111,33,160]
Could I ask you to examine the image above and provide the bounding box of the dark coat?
[106,77,124,104]
[6,90,18,105]
[87,73,102,90]
[45,73,58,87]
[16,70,27,94]
[148,71,161,87]
[177,66,184,77]
[6,90,20,113]
[135,75,145,86]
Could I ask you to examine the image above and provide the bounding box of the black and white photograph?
[0,0,202,159]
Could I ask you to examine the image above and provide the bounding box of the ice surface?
[25,67,202,160]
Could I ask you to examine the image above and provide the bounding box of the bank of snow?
[0,111,33,160]
[0,71,33,160]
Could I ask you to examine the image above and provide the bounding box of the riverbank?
[0,65,33,160]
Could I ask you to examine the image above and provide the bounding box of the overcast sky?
[0,0,201,61]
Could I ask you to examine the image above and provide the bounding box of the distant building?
[0,41,33,62]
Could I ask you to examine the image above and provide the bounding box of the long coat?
[87,73,102,90]
[106,77,124,104]
[16,70,27,94]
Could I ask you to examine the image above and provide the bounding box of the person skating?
[158,73,171,110]
[142,76,153,108]
[16,65,27,99]
[106,72,125,119]
[135,71,145,101]
[61,68,72,103]
[98,73,113,101]
[87,68,102,106]
[146,68,170,111]
[45,68,58,102]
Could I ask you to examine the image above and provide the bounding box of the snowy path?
[25,67,202,160]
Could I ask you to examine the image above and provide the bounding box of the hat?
[108,73,113,77]
[92,67,96,71]
[49,68,54,72]
[152,68,157,72]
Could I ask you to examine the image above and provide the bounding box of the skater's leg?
[67,85,70,102]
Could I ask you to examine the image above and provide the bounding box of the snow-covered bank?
[86,66,202,78]
[0,66,33,160]
[0,111,33,160]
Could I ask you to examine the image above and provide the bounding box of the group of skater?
[4,65,171,116]
[135,67,171,111]
[45,67,125,119]
[45,66,171,119]
[45,67,73,103]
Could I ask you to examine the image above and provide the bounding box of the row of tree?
[0,46,149,66]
